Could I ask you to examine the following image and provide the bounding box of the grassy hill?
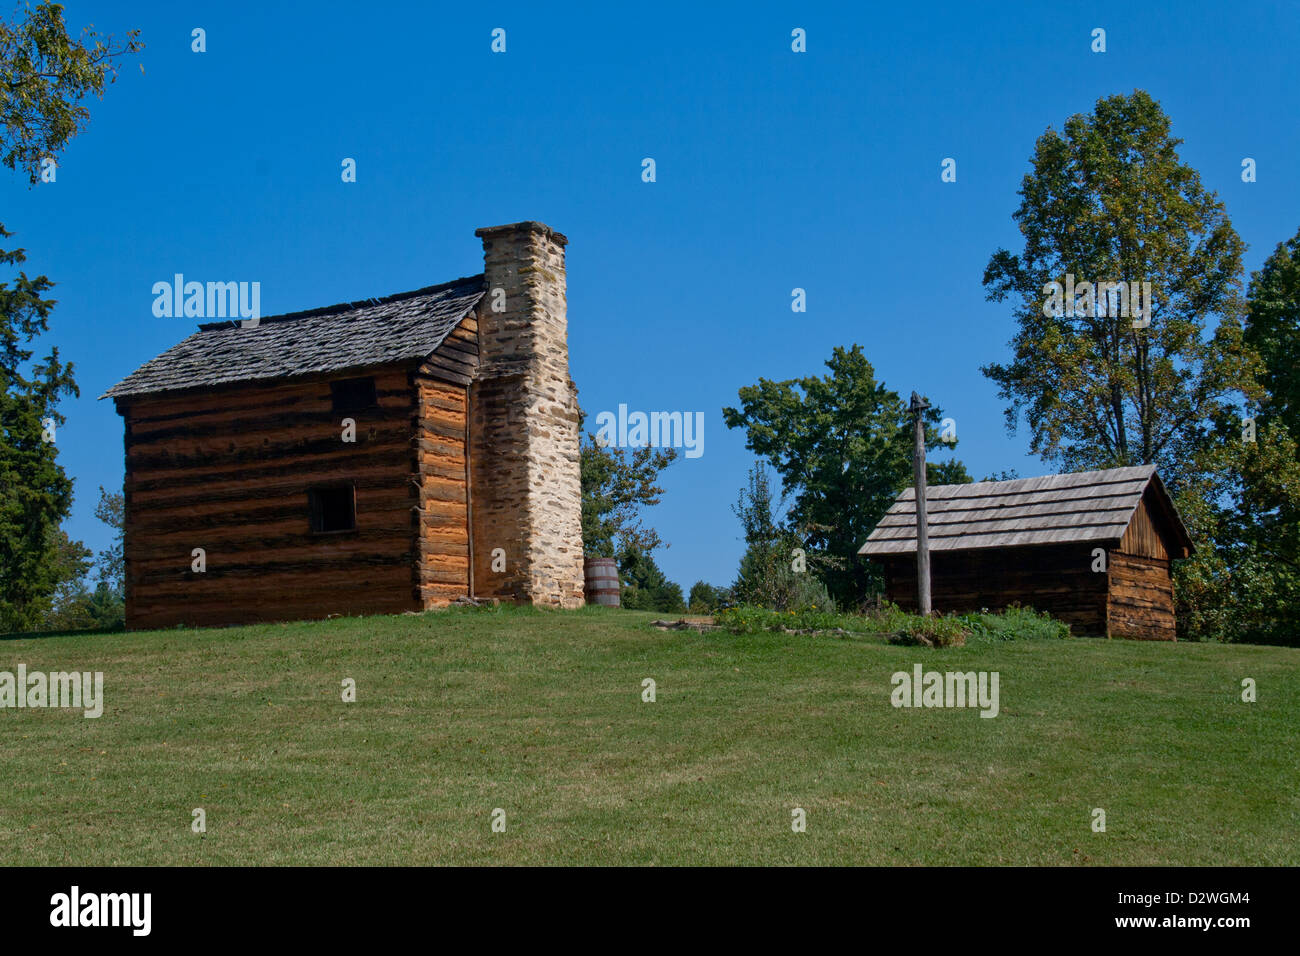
[2,606,1295,866]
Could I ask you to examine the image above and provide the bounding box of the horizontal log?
[127,393,413,439]
[418,407,466,429]
[127,531,412,561]
[130,565,415,592]
[417,393,467,416]
[129,467,411,509]
[126,490,411,534]
[127,414,411,458]
[420,529,468,547]
[122,369,412,423]
[418,459,467,482]
[128,595,421,628]
[127,435,412,484]
[131,566,414,595]
[1110,584,1173,602]
[419,567,469,586]
[419,517,468,535]
[435,337,479,362]
[416,437,464,460]
[419,419,467,443]
[419,369,472,388]
[420,486,467,506]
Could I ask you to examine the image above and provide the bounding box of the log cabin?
[857,465,1194,640]
[101,221,585,629]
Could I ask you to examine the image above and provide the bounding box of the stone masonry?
[469,222,585,607]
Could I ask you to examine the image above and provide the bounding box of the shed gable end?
[1117,489,1170,560]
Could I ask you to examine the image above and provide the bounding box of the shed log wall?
[1107,494,1177,640]
[1117,492,1170,561]
[881,543,1110,636]
[119,367,421,628]
[1106,552,1175,640]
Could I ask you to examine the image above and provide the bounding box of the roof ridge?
[195,273,485,332]
[906,464,1156,496]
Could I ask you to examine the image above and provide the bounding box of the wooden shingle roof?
[101,275,485,400]
[858,465,1192,556]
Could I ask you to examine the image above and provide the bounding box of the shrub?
[712,601,1069,646]
[717,605,880,636]
[688,581,726,613]
[619,545,686,613]
[959,604,1070,642]
[887,615,968,648]
[714,605,773,634]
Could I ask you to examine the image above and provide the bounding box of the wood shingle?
[858,465,1192,557]
[102,275,485,400]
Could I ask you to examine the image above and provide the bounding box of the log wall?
[881,543,1110,636]
[1107,492,1178,640]
[413,315,478,606]
[118,367,422,628]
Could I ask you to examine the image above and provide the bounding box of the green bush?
[959,604,1071,642]
[713,605,774,634]
[619,545,686,613]
[887,615,968,648]
[713,601,1070,645]
[688,581,730,613]
[716,605,876,636]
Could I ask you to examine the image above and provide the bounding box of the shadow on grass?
[0,624,127,642]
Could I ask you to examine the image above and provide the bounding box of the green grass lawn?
[2,605,1296,865]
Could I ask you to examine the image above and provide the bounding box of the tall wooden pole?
[910,391,931,616]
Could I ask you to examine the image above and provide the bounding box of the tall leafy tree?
[93,484,124,591]
[0,3,142,181]
[730,463,833,611]
[1176,412,1300,644]
[1244,227,1300,437]
[34,490,126,633]
[0,225,77,631]
[723,345,967,605]
[1176,228,1300,644]
[0,4,141,631]
[579,421,677,559]
[981,90,1257,481]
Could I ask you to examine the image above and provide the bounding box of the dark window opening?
[308,485,356,533]
[331,377,377,413]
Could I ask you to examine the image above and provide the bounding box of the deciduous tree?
[723,345,966,604]
[981,90,1256,481]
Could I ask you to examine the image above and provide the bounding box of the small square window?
[308,485,356,533]
[330,377,377,413]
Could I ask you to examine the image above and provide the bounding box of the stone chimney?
[469,221,585,607]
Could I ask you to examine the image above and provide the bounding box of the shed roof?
[858,464,1193,556]
[101,274,485,400]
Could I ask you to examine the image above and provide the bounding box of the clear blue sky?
[10,1,1299,592]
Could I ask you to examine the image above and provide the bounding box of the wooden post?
[910,391,931,616]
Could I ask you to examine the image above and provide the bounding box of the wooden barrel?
[584,557,621,607]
